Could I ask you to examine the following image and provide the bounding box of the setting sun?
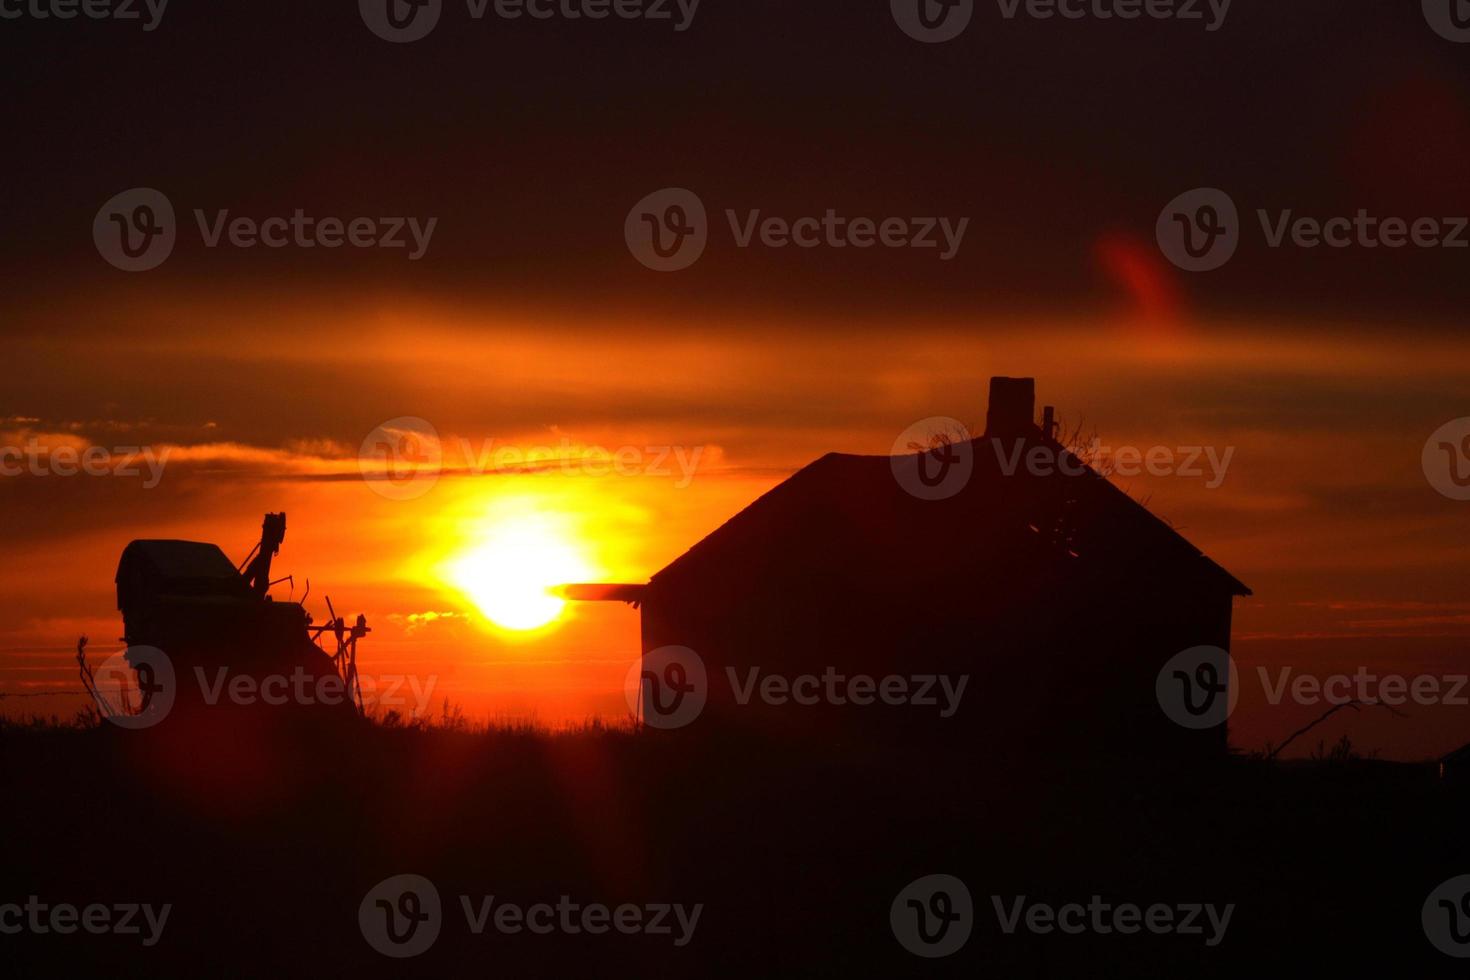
[442,506,598,632]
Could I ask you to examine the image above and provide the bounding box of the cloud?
[385,611,466,636]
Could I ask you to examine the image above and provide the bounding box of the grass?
[2,705,1465,976]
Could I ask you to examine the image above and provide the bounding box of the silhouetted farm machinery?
[82,512,369,727]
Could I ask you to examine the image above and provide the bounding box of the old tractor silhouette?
[112,513,367,725]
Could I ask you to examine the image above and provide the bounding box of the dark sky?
[3,1,1470,761]
[3,0,1469,327]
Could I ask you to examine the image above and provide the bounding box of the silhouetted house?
[1440,742,1470,786]
[572,378,1250,756]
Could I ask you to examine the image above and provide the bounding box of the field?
[4,710,1468,977]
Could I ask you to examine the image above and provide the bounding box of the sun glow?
[443,508,597,633]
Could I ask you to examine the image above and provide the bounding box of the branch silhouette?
[1267,700,1407,761]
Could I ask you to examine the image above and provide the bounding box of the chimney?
[985,377,1036,436]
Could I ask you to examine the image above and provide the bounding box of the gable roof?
[649,431,1250,600]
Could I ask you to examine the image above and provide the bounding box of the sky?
[1,0,1468,758]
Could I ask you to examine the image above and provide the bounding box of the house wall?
[639,582,1239,759]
